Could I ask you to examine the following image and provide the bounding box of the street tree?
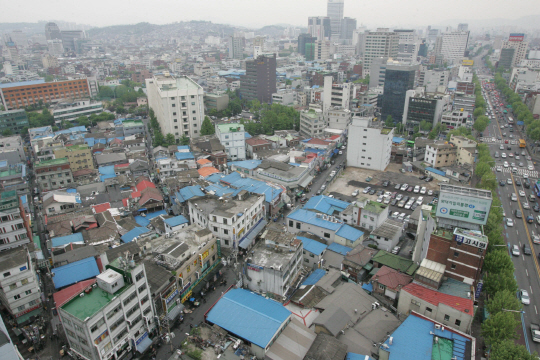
[165,133,176,146]
[490,340,539,360]
[481,311,520,346]
[200,116,215,136]
[385,115,393,127]
[483,250,515,274]
[179,135,190,145]
[483,270,518,296]
[486,290,522,317]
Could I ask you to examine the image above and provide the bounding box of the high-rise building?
[435,31,470,63]
[308,16,331,41]
[0,109,29,135]
[146,73,205,140]
[457,23,468,32]
[323,75,355,111]
[327,0,344,40]
[369,57,389,88]
[347,116,393,171]
[500,34,529,69]
[240,54,277,104]
[253,36,264,58]
[312,40,331,60]
[47,39,64,56]
[44,22,61,40]
[298,33,316,56]
[362,29,399,77]
[381,64,417,123]
[340,17,357,41]
[60,30,85,52]
[395,29,420,63]
[228,35,244,60]
[402,92,450,130]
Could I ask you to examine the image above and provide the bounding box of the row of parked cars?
[393,183,433,195]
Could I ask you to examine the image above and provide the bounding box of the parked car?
[400,184,409,191]
[390,199,398,206]
[369,189,376,195]
[352,189,359,196]
[413,185,420,193]
[362,187,371,194]
[425,177,433,182]
[420,187,427,194]
[391,246,401,254]
[407,186,414,192]
[394,184,401,190]
[396,194,403,201]
[382,181,389,187]
[427,190,433,196]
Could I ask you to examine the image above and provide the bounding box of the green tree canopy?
[483,270,518,296]
[419,120,432,132]
[490,340,538,360]
[481,311,520,346]
[179,134,190,145]
[385,115,393,127]
[200,116,215,136]
[1,129,13,136]
[486,290,522,317]
[165,133,176,146]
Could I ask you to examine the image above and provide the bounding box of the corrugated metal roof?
[327,242,352,256]
[206,289,291,348]
[163,215,188,227]
[301,268,326,286]
[303,195,350,215]
[287,209,341,231]
[51,233,84,247]
[52,258,100,289]
[298,237,327,256]
[121,227,150,243]
[335,225,364,242]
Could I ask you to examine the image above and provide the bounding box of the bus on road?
[520,139,526,148]
[508,117,514,125]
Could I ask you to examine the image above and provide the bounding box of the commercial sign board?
[15,304,41,317]
[509,33,525,42]
[247,263,263,272]
[462,59,474,66]
[135,332,148,346]
[453,228,488,250]
[436,188,492,225]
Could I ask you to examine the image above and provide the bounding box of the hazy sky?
[1,0,539,29]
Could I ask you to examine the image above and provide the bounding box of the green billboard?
[436,189,492,225]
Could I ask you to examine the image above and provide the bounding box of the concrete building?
[146,73,205,140]
[424,141,457,168]
[228,35,244,60]
[272,91,295,106]
[327,0,344,40]
[215,123,247,161]
[381,63,417,124]
[54,145,94,171]
[402,92,450,130]
[58,261,156,360]
[340,17,357,41]
[115,120,145,137]
[449,135,476,166]
[435,31,470,64]
[323,76,355,112]
[441,109,470,128]
[362,29,399,77]
[47,39,64,56]
[204,93,229,111]
[500,34,529,69]
[244,227,303,298]
[0,247,42,324]
[0,109,28,134]
[0,135,26,165]
[347,117,393,171]
[34,157,73,192]
[42,54,59,69]
[52,100,103,123]
[420,69,449,93]
[300,109,325,137]
[0,78,91,110]
[188,192,265,249]
[45,22,61,40]
[369,57,389,88]
[308,17,331,41]
[298,33,316,56]
[369,218,403,252]
[0,190,32,251]
[395,29,420,63]
[453,93,475,113]
[241,54,277,104]
[325,107,351,130]
[42,190,81,215]
[60,30,85,53]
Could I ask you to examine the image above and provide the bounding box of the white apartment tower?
[146,73,205,140]
[347,117,393,171]
[395,29,420,64]
[435,31,470,64]
[327,0,344,40]
[362,29,399,77]
[502,36,529,68]
[58,262,156,360]
[323,76,355,112]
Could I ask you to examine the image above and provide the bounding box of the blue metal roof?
[52,257,100,289]
[205,173,224,183]
[134,210,167,227]
[177,145,190,151]
[209,171,282,203]
[51,233,84,247]
[175,152,194,160]
[163,215,188,227]
[304,148,326,156]
[206,289,291,348]
[425,167,446,177]
[301,268,326,286]
[228,160,262,170]
[0,79,45,89]
[121,227,150,243]
[176,185,205,203]
[245,133,252,139]
[362,283,373,293]
[99,165,115,175]
[335,225,364,242]
[287,209,341,231]
[327,242,352,255]
[298,236,327,256]
[303,195,350,215]
[382,313,471,360]
[393,136,405,144]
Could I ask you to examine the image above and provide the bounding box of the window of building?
[289,220,293,227]
[224,240,230,246]
[14,294,20,300]
[172,104,175,107]
[323,233,330,238]
[454,251,459,257]
[444,314,450,321]
[138,284,147,293]
[223,229,228,235]
[25,290,31,295]
[9,283,17,290]
[135,272,144,282]
[451,264,456,270]
[296,222,301,229]
[455,319,461,326]
[426,307,432,313]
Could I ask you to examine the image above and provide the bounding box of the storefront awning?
[298,175,314,189]
[166,302,184,321]
[239,220,267,249]
[135,334,153,353]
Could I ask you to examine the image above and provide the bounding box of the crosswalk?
[492,166,539,178]
[480,137,518,145]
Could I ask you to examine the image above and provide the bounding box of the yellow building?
[53,144,94,171]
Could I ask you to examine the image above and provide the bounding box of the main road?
[481,82,540,354]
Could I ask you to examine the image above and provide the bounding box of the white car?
[352,190,359,196]
[339,151,343,155]
[507,218,514,227]
[519,190,526,197]
[400,184,409,191]
[496,166,502,172]
[384,197,391,204]
[529,165,535,171]
[413,185,420,193]
[503,161,509,168]
[523,202,530,209]
[362,187,370,194]
[416,196,424,204]
[396,194,403,201]
[512,244,519,256]
[427,190,433,196]
[501,153,507,158]
[500,145,504,150]
[420,187,427,194]
[376,196,384,203]
[519,290,530,305]
[507,178,513,185]
[392,212,400,218]
[524,173,529,179]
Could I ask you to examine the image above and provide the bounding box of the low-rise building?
[300,109,324,137]
[0,109,29,134]
[369,218,403,252]
[244,228,303,298]
[54,144,94,171]
[424,141,456,168]
[370,265,412,302]
[51,100,103,123]
[215,123,247,161]
[58,260,157,360]
[0,247,42,325]
[115,120,146,137]
[0,190,32,252]
[325,107,351,130]
[298,236,328,269]
[449,135,477,167]
[0,135,26,165]
[245,137,272,158]
[272,91,295,106]
[204,93,229,111]
[34,157,73,192]
[42,190,82,215]
[441,109,470,128]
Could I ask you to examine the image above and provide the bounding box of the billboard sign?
[509,33,525,42]
[462,59,474,66]
[453,228,488,250]
[436,189,492,225]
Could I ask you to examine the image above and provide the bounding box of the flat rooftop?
[155,75,201,91]
[61,283,130,321]
[250,238,300,268]
[190,194,261,218]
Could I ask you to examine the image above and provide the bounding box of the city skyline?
[1,0,539,30]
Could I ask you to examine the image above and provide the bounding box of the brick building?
[132,69,152,83]
[426,228,487,286]
[34,157,73,192]
[456,81,475,95]
[245,137,272,158]
[0,79,90,110]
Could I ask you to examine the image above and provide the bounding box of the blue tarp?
[52,257,100,289]
[393,136,405,144]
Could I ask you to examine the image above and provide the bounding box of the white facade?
[347,117,393,171]
[441,110,470,128]
[396,30,420,63]
[325,107,351,130]
[362,30,399,77]
[215,123,247,161]
[323,76,355,112]
[436,31,469,63]
[59,264,156,360]
[272,91,295,106]
[502,40,529,68]
[52,100,103,122]
[300,109,324,137]
[422,70,449,93]
[146,74,205,140]
[0,248,41,321]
